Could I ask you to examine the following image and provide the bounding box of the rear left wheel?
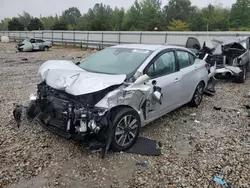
[43,46,49,51]
[189,82,205,107]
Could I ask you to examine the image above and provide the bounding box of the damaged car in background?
[192,36,250,83]
[17,38,52,52]
[13,44,208,158]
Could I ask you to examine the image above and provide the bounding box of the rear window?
[37,39,45,43]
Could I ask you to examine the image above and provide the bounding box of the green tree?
[188,6,205,31]
[164,0,193,24]
[62,7,81,29]
[202,4,230,31]
[52,19,68,30]
[78,15,88,30]
[8,18,25,31]
[168,19,189,31]
[230,0,250,28]
[122,0,142,30]
[139,0,163,30]
[27,18,44,30]
[41,15,59,30]
[0,18,11,31]
[111,7,125,31]
[84,3,114,31]
[18,11,32,30]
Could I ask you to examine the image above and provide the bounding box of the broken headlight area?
[17,82,116,157]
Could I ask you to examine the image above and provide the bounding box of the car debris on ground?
[213,176,227,186]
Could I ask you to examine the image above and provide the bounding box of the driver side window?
[30,39,36,43]
[146,51,176,78]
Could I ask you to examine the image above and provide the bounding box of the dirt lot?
[0,42,250,188]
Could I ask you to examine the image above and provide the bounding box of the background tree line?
[0,0,250,32]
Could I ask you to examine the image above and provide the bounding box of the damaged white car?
[195,36,250,83]
[13,44,208,157]
[17,38,52,52]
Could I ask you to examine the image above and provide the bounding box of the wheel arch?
[189,80,206,102]
[109,105,143,125]
[200,80,206,89]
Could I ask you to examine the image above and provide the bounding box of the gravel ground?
[0,43,250,188]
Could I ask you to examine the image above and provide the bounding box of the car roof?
[110,43,190,52]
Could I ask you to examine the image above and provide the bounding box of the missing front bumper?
[13,100,113,158]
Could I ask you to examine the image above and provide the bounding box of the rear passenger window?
[189,53,195,64]
[176,51,193,69]
[37,39,44,43]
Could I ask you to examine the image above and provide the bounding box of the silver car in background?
[14,44,208,157]
[17,38,52,52]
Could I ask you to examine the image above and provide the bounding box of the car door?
[36,39,44,50]
[144,50,182,119]
[185,37,201,52]
[30,39,39,50]
[176,50,199,104]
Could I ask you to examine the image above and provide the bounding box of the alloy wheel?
[194,83,204,105]
[115,115,139,147]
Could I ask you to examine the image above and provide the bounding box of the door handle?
[174,78,180,83]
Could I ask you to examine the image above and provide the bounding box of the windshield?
[22,39,29,43]
[79,48,152,75]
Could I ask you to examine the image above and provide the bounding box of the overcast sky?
[1,0,236,20]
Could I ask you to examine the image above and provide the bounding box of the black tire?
[43,46,49,51]
[236,65,247,83]
[26,101,40,121]
[247,63,250,72]
[189,82,205,107]
[110,107,141,152]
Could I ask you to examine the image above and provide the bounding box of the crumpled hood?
[38,60,126,96]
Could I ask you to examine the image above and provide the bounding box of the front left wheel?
[189,82,205,107]
[110,108,141,152]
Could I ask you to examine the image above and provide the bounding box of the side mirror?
[75,62,80,66]
[134,74,150,84]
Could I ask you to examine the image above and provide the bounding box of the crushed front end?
[17,81,116,158]
[197,38,250,79]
